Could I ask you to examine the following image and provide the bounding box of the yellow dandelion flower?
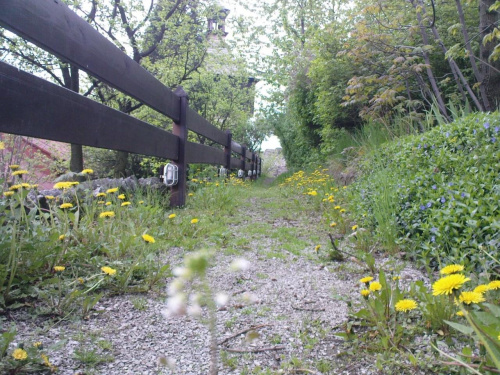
[21,183,31,189]
[45,195,55,200]
[432,274,470,296]
[96,192,106,197]
[81,168,93,174]
[343,186,347,189]
[105,201,112,206]
[41,353,50,366]
[0,141,4,150]
[340,208,346,213]
[393,276,401,281]
[456,311,465,317]
[352,225,358,231]
[9,164,20,170]
[53,266,65,272]
[191,218,199,224]
[142,234,155,243]
[360,276,373,284]
[77,277,84,284]
[314,245,321,252]
[101,266,116,276]
[458,291,486,305]
[99,211,115,218]
[307,191,318,196]
[59,234,65,241]
[360,289,370,298]
[395,299,418,312]
[12,170,28,176]
[473,284,491,294]
[59,203,73,209]
[369,281,382,291]
[3,191,14,197]
[33,342,42,348]
[12,348,28,360]
[53,181,74,190]
[118,194,126,200]
[121,201,131,206]
[139,200,144,204]
[440,264,464,275]
[9,184,21,191]
[169,213,176,219]
[70,181,79,186]
[106,187,118,194]
[488,280,500,290]
[97,201,105,204]
[330,222,337,227]
[334,205,341,210]
[188,193,194,197]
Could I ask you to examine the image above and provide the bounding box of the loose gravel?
[10,194,426,375]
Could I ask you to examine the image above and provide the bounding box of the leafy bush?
[348,112,499,270]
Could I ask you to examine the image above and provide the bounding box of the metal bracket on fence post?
[224,130,232,176]
[259,157,263,177]
[170,86,187,207]
[240,145,246,179]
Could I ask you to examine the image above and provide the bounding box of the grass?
[1,113,499,374]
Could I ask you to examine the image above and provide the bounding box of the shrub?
[348,112,499,270]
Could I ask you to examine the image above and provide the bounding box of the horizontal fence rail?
[0,0,262,207]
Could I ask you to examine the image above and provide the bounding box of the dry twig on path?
[225,345,285,353]
[291,305,325,312]
[218,324,270,346]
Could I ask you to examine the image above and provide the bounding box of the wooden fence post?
[170,87,187,207]
[224,130,232,175]
[241,145,246,179]
[251,152,256,181]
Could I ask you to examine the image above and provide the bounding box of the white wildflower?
[168,279,184,296]
[165,294,187,317]
[230,258,251,271]
[187,304,202,317]
[215,293,229,308]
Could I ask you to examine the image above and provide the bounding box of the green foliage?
[348,112,499,269]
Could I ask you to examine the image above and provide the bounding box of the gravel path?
[11,193,424,374]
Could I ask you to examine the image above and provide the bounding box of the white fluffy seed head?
[215,292,229,308]
[230,258,251,272]
[165,293,187,317]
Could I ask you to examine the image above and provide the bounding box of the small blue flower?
[441,197,446,203]
[418,144,421,149]
[484,122,490,129]
[426,202,432,208]
[420,205,426,211]
[492,137,496,143]
[445,132,450,137]
[461,192,466,198]
[431,227,437,233]
[431,236,436,243]
[432,185,437,190]
[495,126,499,133]
[448,182,453,186]
[424,144,428,148]
[473,129,477,135]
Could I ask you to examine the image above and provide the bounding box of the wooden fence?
[0,0,262,207]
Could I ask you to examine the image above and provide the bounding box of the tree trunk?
[62,64,84,172]
[114,100,132,177]
[410,0,450,120]
[455,0,491,111]
[114,151,129,178]
[480,0,500,107]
